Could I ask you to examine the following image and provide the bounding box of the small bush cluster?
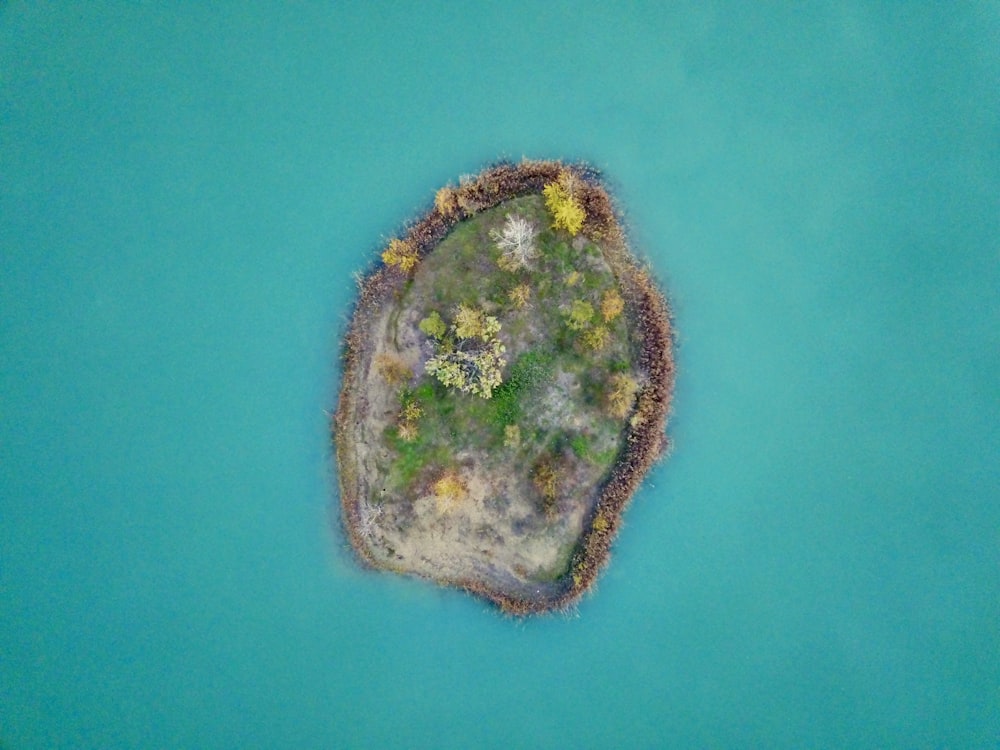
[396,393,423,443]
[382,238,419,272]
[562,289,617,351]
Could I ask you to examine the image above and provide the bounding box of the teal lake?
[2,4,998,747]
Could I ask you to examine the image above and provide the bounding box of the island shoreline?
[333,159,675,615]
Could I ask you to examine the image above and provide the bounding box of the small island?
[334,159,674,614]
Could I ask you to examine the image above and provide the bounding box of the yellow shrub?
[382,238,419,272]
[374,354,412,385]
[564,300,595,331]
[583,325,610,352]
[601,289,624,322]
[496,253,520,273]
[452,304,499,341]
[401,400,423,423]
[419,311,446,339]
[433,471,468,513]
[557,169,582,196]
[606,373,639,419]
[630,391,654,429]
[434,186,458,217]
[509,284,531,309]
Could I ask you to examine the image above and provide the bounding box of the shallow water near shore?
[2,4,998,748]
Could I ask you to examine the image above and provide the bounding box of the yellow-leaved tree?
[382,238,419,272]
[601,289,624,322]
[542,172,586,236]
[424,304,506,399]
[606,373,639,419]
[434,186,458,218]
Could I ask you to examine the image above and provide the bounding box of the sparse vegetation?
[394,390,424,443]
[486,350,555,432]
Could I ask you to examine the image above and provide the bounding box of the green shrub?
[565,300,595,331]
[419,311,446,339]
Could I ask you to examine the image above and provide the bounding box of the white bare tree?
[490,213,538,270]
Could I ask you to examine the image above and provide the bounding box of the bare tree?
[490,213,539,270]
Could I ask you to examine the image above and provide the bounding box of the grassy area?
[379,193,638,505]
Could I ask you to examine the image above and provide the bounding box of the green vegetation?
[418,310,446,339]
[487,350,555,430]
[565,300,595,331]
[377,189,641,531]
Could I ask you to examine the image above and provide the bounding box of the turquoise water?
[2,3,998,747]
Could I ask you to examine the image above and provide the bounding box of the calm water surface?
[2,3,998,748]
